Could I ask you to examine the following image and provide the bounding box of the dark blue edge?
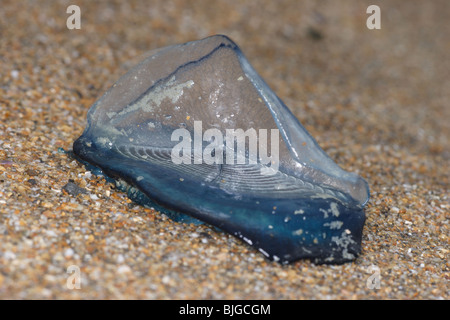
[65,149,203,225]
[72,138,366,265]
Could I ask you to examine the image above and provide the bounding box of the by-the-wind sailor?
[73,35,370,264]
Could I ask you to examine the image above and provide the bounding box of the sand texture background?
[0,0,448,299]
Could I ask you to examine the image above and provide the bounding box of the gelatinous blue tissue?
[73,35,370,264]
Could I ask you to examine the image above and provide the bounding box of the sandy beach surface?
[0,0,448,299]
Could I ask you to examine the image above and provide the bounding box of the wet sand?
[0,0,448,299]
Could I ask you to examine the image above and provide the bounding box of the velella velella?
[73,35,370,264]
